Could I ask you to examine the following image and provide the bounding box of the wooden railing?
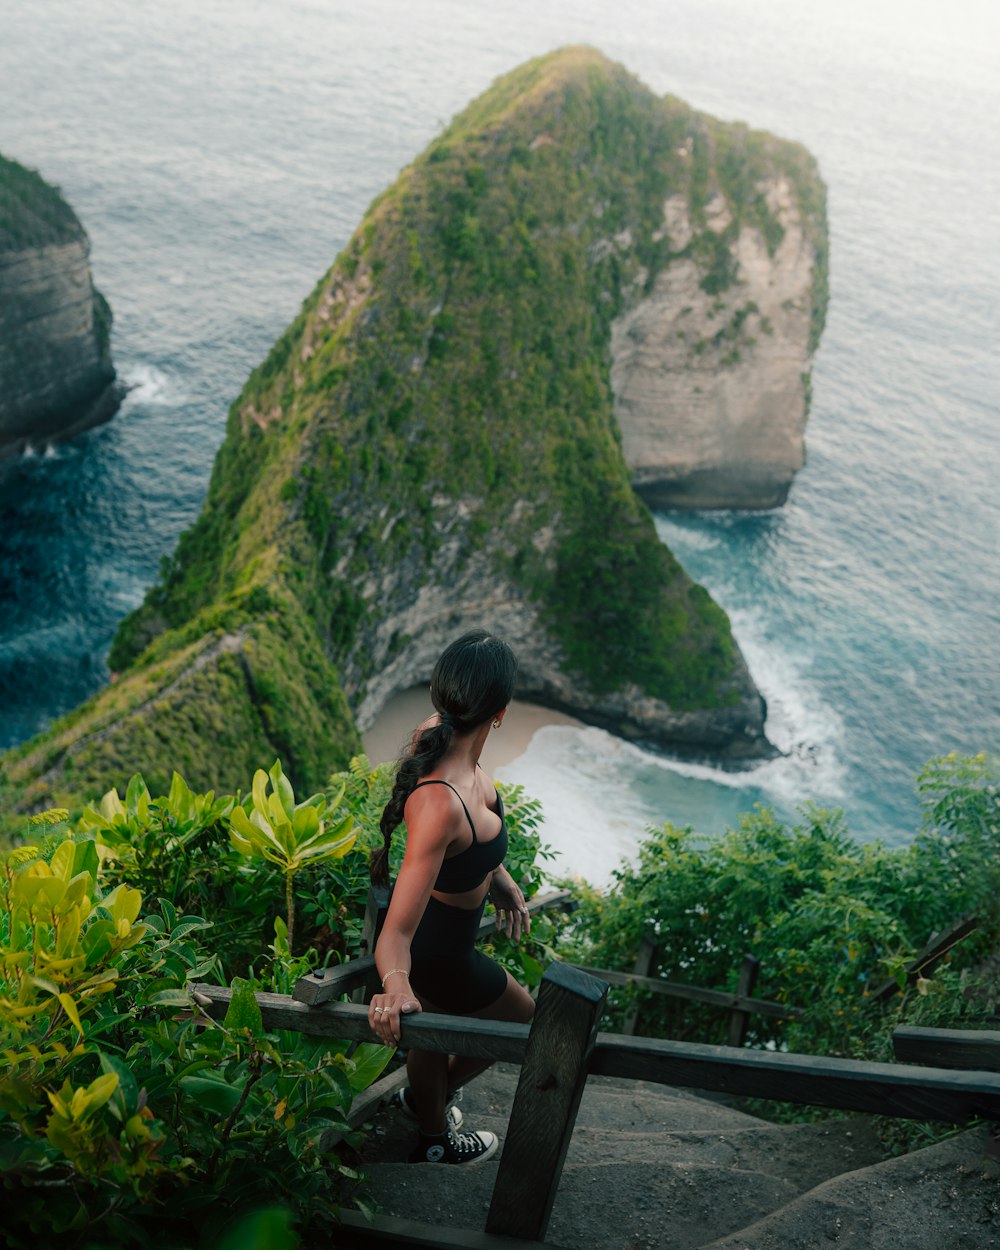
[573,947,804,1046]
[187,894,1000,1248]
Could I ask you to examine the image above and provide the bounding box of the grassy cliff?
[0,154,86,252]
[1,48,828,816]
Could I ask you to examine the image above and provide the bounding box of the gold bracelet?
[381,967,410,988]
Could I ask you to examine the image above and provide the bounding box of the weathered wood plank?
[623,936,658,1036]
[292,955,375,1005]
[572,964,802,1021]
[893,1027,1000,1073]
[487,964,608,1241]
[590,1032,1000,1123]
[869,915,979,1005]
[346,1065,408,1128]
[727,954,761,1048]
[192,984,531,1061]
[336,1209,563,1250]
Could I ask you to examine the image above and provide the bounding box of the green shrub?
[0,799,392,1246]
[559,754,1000,1063]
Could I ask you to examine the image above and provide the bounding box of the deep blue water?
[1,0,998,883]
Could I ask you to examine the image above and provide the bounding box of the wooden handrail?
[868,915,979,1005]
[193,983,532,1062]
[571,963,804,1021]
[590,1032,1000,1123]
[190,982,1000,1124]
[893,1026,1000,1073]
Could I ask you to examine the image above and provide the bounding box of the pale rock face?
[611,176,816,509]
[0,239,119,456]
[345,495,771,764]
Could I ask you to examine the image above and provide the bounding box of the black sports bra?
[411,779,508,893]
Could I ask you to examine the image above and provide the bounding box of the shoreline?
[361,687,584,774]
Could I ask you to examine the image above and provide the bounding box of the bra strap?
[411,779,478,841]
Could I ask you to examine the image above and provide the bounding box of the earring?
[492,718,501,729]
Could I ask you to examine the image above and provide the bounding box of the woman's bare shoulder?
[402,780,464,842]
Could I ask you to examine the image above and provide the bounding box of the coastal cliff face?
[0,154,119,457]
[611,164,825,509]
[1,48,827,814]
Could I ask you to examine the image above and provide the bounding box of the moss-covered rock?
[2,47,823,816]
[0,153,120,454]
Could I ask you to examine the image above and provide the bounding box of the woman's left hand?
[368,987,421,1045]
[489,867,531,941]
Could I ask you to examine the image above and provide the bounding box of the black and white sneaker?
[408,1126,499,1166]
[393,1085,464,1132]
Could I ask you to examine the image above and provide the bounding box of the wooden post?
[355,885,391,1003]
[486,963,608,1241]
[623,936,658,1036]
[727,954,761,1049]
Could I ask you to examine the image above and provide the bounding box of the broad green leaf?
[56,993,83,1035]
[223,978,264,1037]
[99,1051,139,1121]
[125,773,151,821]
[217,1206,299,1250]
[251,769,269,818]
[345,1043,395,1092]
[179,1072,242,1117]
[269,758,296,820]
[147,989,193,1008]
[98,787,126,823]
[106,884,143,927]
[49,840,77,883]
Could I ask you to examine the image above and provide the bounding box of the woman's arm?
[367,788,454,1044]
[488,862,531,940]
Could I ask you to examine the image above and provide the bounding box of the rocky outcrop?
[611,149,827,509]
[4,49,822,813]
[0,154,120,457]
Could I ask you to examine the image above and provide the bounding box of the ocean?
[1,0,998,884]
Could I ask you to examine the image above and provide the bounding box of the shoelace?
[450,1130,487,1156]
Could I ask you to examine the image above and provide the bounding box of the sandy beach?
[362,687,583,773]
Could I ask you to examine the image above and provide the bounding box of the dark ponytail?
[370,630,517,887]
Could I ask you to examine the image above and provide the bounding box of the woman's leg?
[406,973,534,1129]
[445,971,534,1092]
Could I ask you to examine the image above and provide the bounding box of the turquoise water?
[1,0,997,882]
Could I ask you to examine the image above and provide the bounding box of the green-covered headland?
[1,47,833,816]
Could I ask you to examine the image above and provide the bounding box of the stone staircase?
[359,1066,1000,1249]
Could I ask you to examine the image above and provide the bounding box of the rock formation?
[1,48,832,813]
[611,145,827,509]
[0,154,120,457]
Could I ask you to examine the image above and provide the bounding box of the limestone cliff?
[611,130,827,510]
[0,154,120,457]
[2,48,817,815]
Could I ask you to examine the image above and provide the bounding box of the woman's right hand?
[368,986,421,1045]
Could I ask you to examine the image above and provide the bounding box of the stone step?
[697,1127,1000,1250]
[358,1066,887,1250]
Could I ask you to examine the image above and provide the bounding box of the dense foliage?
[560,753,999,1071]
[0,764,402,1249]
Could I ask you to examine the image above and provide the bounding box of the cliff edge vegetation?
[0,48,831,815]
[0,153,120,455]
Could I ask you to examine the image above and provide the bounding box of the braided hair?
[370,630,518,887]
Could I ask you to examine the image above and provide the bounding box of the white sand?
[361,687,583,772]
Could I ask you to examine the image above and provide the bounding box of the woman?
[367,630,535,1165]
